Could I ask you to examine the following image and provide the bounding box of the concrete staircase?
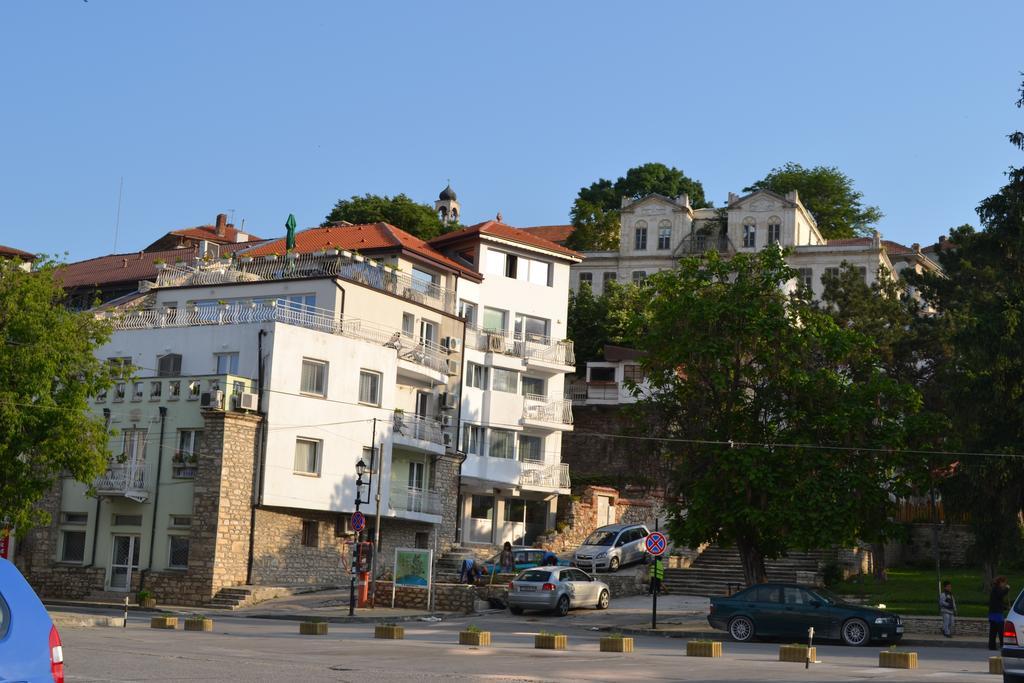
[436,546,498,582]
[209,584,339,610]
[662,545,832,597]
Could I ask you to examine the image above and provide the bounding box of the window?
[489,429,515,459]
[215,352,239,375]
[293,438,321,475]
[458,300,477,326]
[402,313,415,337]
[504,254,518,278]
[188,379,201,399]
[412,267,440,294]
[632,271,647,283]
[514,314,549,342]
[149,381,162,399]
[131,381,144,401]
[463,425,484,455]
[62,512,88,525]
[282,294,316,313]
[174,430,200,478]
[121,428,147,463]
[589,366,615,382]
[107,356,132,379]
[767,217,781,245]
[301,358,327,397]
[797,267,813,291]
[169,515,192,528]
[525,259,551,286]
[466,363,489,390]
[743,219,756,248]
[602,272,617,286]
[634,224,648,250]
[95,387,107,403]
[358,370,381,406]
[112,514,143,526]
[408,461,425,490]
[334,515,350,538]
[415,531,430,549]
[301,520,319,548]
[61,530,86,563]
[471,495,494,520]
[113,382,126,401]
[518,434,543,462]
[157,353,181,377]
[623,364,644,383]
[504,499,526,522]
[168,536,189,569]
[491,368,518,393]
[521,376,545,397]
[823,267,841,282]
[419,319,437,347]
[485,249,507,276]
[578,272,593,286]
[657,222,672,250]
[752,585,781,603]
[168,380,180,400]
[858,266,868,282]
[482,307,507,333]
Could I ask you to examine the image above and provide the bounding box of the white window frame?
[743,219,756,248]
[488,428,515,459]
[657,224,671,250]
[215,352,239,375]
[358,370,382,406]
[464,424,484,456]
[293,438,322,476]
[300,358,328,397]
[634,225,648,250]
[767,217,781,245]
[458,300,477,326]
[466,363,489,390]
[491,368,518,393]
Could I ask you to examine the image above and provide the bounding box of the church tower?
[435,182,460,225]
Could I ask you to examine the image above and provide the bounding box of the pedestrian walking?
[989,576,1011,650]
[939,581,957,638]
[498,542,515,573]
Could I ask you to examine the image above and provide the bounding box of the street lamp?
[350,458,371,616]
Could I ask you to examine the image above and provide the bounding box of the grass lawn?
[834,568,1024,618]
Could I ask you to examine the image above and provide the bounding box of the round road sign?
[351,511,366,533]
[645,531,667,556]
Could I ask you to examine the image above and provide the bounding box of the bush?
[822,562,843,587]
[136,590,153,603]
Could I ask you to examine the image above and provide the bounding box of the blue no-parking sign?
[351,511,366,533]
[645,531,667,556]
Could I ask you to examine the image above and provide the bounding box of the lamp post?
[350,457,370,617]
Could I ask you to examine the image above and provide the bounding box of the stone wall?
[373,580,475,613]
[560,405,668,491]
[534,485,664,554]
[251,506,348,586]
[890,523,974,568]
[433,453,460,554]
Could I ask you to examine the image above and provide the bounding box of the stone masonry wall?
[433,453,460,554]
[251,506,348,586]
[535,486,664,554]
[373,580,475,613]
[890,523,974,568]
[561,405,668,491]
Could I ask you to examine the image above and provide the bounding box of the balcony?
[674,233,735,256]
[389,485,442,516]
[154,252,457,313]
[103,301,451,379]
[94,459,148,502]
[464,325,575,371]
[392,412,448,453]
[522,394,573,430]
[565,381,635,404]
[520,462,570,491]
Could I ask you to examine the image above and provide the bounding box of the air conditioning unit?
[442,432,453,446]
[487,334,504,352]
[441,415,455,428]
[200,390,224,409]
[444,337,461,352]
[445,358,459,375]
[236,392,258,411]
[440,392,458,410]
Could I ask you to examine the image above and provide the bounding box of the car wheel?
[841,618,870,646]
[555,595,570,617]
[728,616,755,642]
[509,606,524,615]
[597,590,610,610]
[608,556,620,572]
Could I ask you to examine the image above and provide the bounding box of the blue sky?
[0,1,1021,260]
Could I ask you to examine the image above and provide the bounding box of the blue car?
[483,547,569,574]
[0,557,64,682]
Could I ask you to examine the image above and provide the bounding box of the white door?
[597,495,614,526]
[109,535,140,591]
[408,461,425,512]
[467,495,494,544]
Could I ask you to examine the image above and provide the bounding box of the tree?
[0,259,114,535]
[323,193,448,239]
[567,163,710,251]
[744,163,882,239]
[910,78,1024,582]
[617,248,922,584]
[567,282,610,374]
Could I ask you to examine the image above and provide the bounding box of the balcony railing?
[523,394,573,425]
[520,462,570,490]
[464,325,575,367]
[171,450,198,479]
[103,301,450,376]
[392,412,445,446]
[674,233,735,256]
[566,381,621,402]
[154,252,456,313]
[389,485,442,515]
[94,458,148,501]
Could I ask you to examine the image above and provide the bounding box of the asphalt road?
[59,609,999,682]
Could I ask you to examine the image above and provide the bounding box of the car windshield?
[518,569,552,583]
[583,531,616,546]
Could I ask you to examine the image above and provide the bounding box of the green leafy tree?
[911,78,1024,581]
[567,282,610,374]
[323,193,448,239]
[744,163,882,239]
[567,163,710,251]
[0,259,114,534]
[618,248,923,584]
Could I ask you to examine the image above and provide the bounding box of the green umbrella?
[285,214,297,250]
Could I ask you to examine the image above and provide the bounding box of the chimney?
[728,192,739,204]
[215,213,228,238]
[677,194,690,209]
[786,189,800,203]
[912,242,921,253]
[872,230,881,249]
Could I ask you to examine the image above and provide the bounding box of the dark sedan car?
[708,583,903,646]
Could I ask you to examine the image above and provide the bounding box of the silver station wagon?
[507,566,611,616]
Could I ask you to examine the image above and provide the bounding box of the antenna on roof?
[228,209,236,224]
[112,176,124,253]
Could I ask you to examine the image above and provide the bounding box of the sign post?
[645,529,667,630]
[391,548,433,608]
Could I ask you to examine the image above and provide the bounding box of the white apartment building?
[19,224,474,605]
[429,221,582,547]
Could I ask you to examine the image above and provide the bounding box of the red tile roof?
[825,237,915,256]
[55,242,257,289]
[430,221,583,260]
[519,224,575,245]
[0,244,35,260]
[241,223,481,280]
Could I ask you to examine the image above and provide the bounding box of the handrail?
[392,412,445,445]
[95,458,147,496]
[523,395,573,424]
[388,485,442,515]
[519,462,570,489]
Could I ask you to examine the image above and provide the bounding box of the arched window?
[767,217,781,245]
[634,221,648,250]
[657,220,672,250]
[742,218,756,248]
